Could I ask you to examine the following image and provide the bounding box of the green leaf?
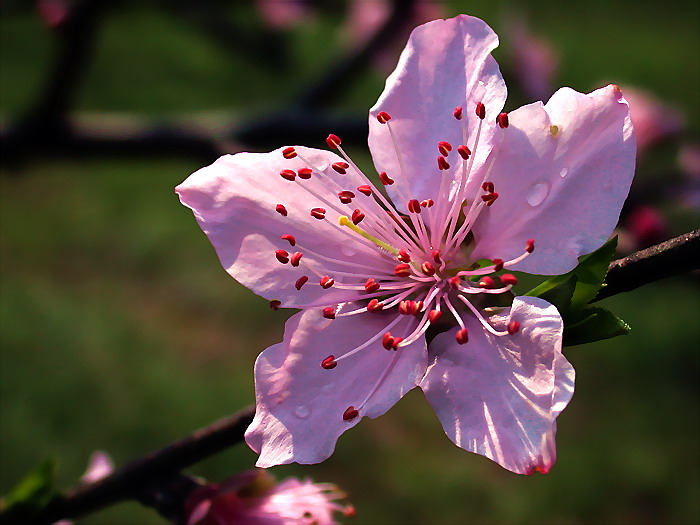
[526,237,618,315]
[0,458,60,523]
[563,306,631,346]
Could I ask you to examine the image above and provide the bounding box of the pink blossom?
[184,470,351,525]
[80,450,114,484]
[623,87,684,155]
[177,15,635,474]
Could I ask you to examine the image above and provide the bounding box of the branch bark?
[595,229,699,301]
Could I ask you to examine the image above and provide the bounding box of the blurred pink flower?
[623,87,684,155]
[505,16,559,101]
[184,470,351,525]
[177,15,635,474]
[677,143,700,209]
[256,0,314,29]
[36,0,70,29]
[618,205,669,252]
[79,450,114,484]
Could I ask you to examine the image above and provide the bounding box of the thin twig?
[595,229,699,301]
[29,407,254,525]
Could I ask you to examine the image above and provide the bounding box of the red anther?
[320,276,335,289]
[453,106,463,120]
[364,278,380,293]
[507,320,521,335]
[482,181,495,193]
[321,355,337,369]
[438,141,452,156]
[297,168,313,180]
[357,185,372,196]
[421,199,434,208]
[481,192,499,206]
[351,209,365,225]
[449,276,461,289]
[455,327,469,344]
[344,505,357,518]
[275,204,288,216]
[295,276,308,290]
[379,171,394,185]
[479,276,496,288]
[367,298,384,312]
[421,261,436,276]
[343,406,359,421]
[432,250,442,263]
[332,162,349,174]
[397,250,411,263]
[437,156,450,171]
[391,337,403,350]
[394,263,411,277]
[410,300,423,316]
[282,147,297,159]
[376,111,392,124]
[475,102,486,120]
[269,300,281,311]
[382,332,395,350]
[398,300,411,316]
[497,112,509,128]
[428,309,443,323]
[492,258,504,272]
[457,145,471,159]
[275,249,290,264]
[290,252,303,267]
[338,190,355,204]
[525,238,535,253]
[326,134,342,148]
[280,169,296,181]
[407,199,422,213]
[310,207,326,219]
[280,234,296,246]
[500,273,518,286]
[323,307,336,320]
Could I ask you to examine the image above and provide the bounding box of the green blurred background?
[1,1,698,524]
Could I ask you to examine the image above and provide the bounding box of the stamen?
[367,298,385,312]
[482,181,494,193]
[428,309,442,323]
[338,215,399,256]
[326,134,342,149]
[407,199,422,213]
[332,162,349,174]
[357,185,372,196]
[479,276,496,288]
[379,171,394,185]
[420,199,434,208]
[493,259,504,271]
[321,355,337,369]
[295,276,309,290]
[351,209,365,224]
[320,276,335,289]
[475,102,486,120]
[431,250,441,263]
[457,145,471,159]
[455,327,469,344]
[269,300,281,310]
[453,106,463,120]
[290,252,303,267]
[310,207,326,220]
[280,234,296,246]
[421,261,436,276]
[398,250,411,263]
[297,167,312,180]
[275,250,290,264]
[382,332,395,350]
[438,141,452,156]
[481,192,499,206]
[364,278,380,293]
[282,147,297,159]
[507,321,520,335]
[526,238,535,253]
[376,111,392,124]
[338,190,355,204]
[437,156,450,170]
[280,169,296,181]
[500,274,518,286]
[343,406,359,421]
[394,264,411,277]
[497,112,509,129]
[323,307,336,319]
[275,204,288,216]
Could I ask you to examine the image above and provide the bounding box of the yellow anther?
[549,125,560,137]
[338,215,398,255]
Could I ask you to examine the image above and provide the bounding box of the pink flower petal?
[245,308,427,467]
[471,85,636,275]
[176,147,387,308]
[419,296,574,474]
[368,15,506,207]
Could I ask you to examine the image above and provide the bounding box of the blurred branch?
[29,407,254,525]
[595,229,699,301]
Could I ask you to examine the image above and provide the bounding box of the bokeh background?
[1,1,699,524]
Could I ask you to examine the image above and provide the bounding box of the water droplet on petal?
[526,181,550,207]
[478,80,485,86]
[341,245,356,257]
[294,405,311,419]
[559,167,569,178]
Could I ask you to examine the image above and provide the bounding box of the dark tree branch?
[29,407,255,525]
[595,229,700,301]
